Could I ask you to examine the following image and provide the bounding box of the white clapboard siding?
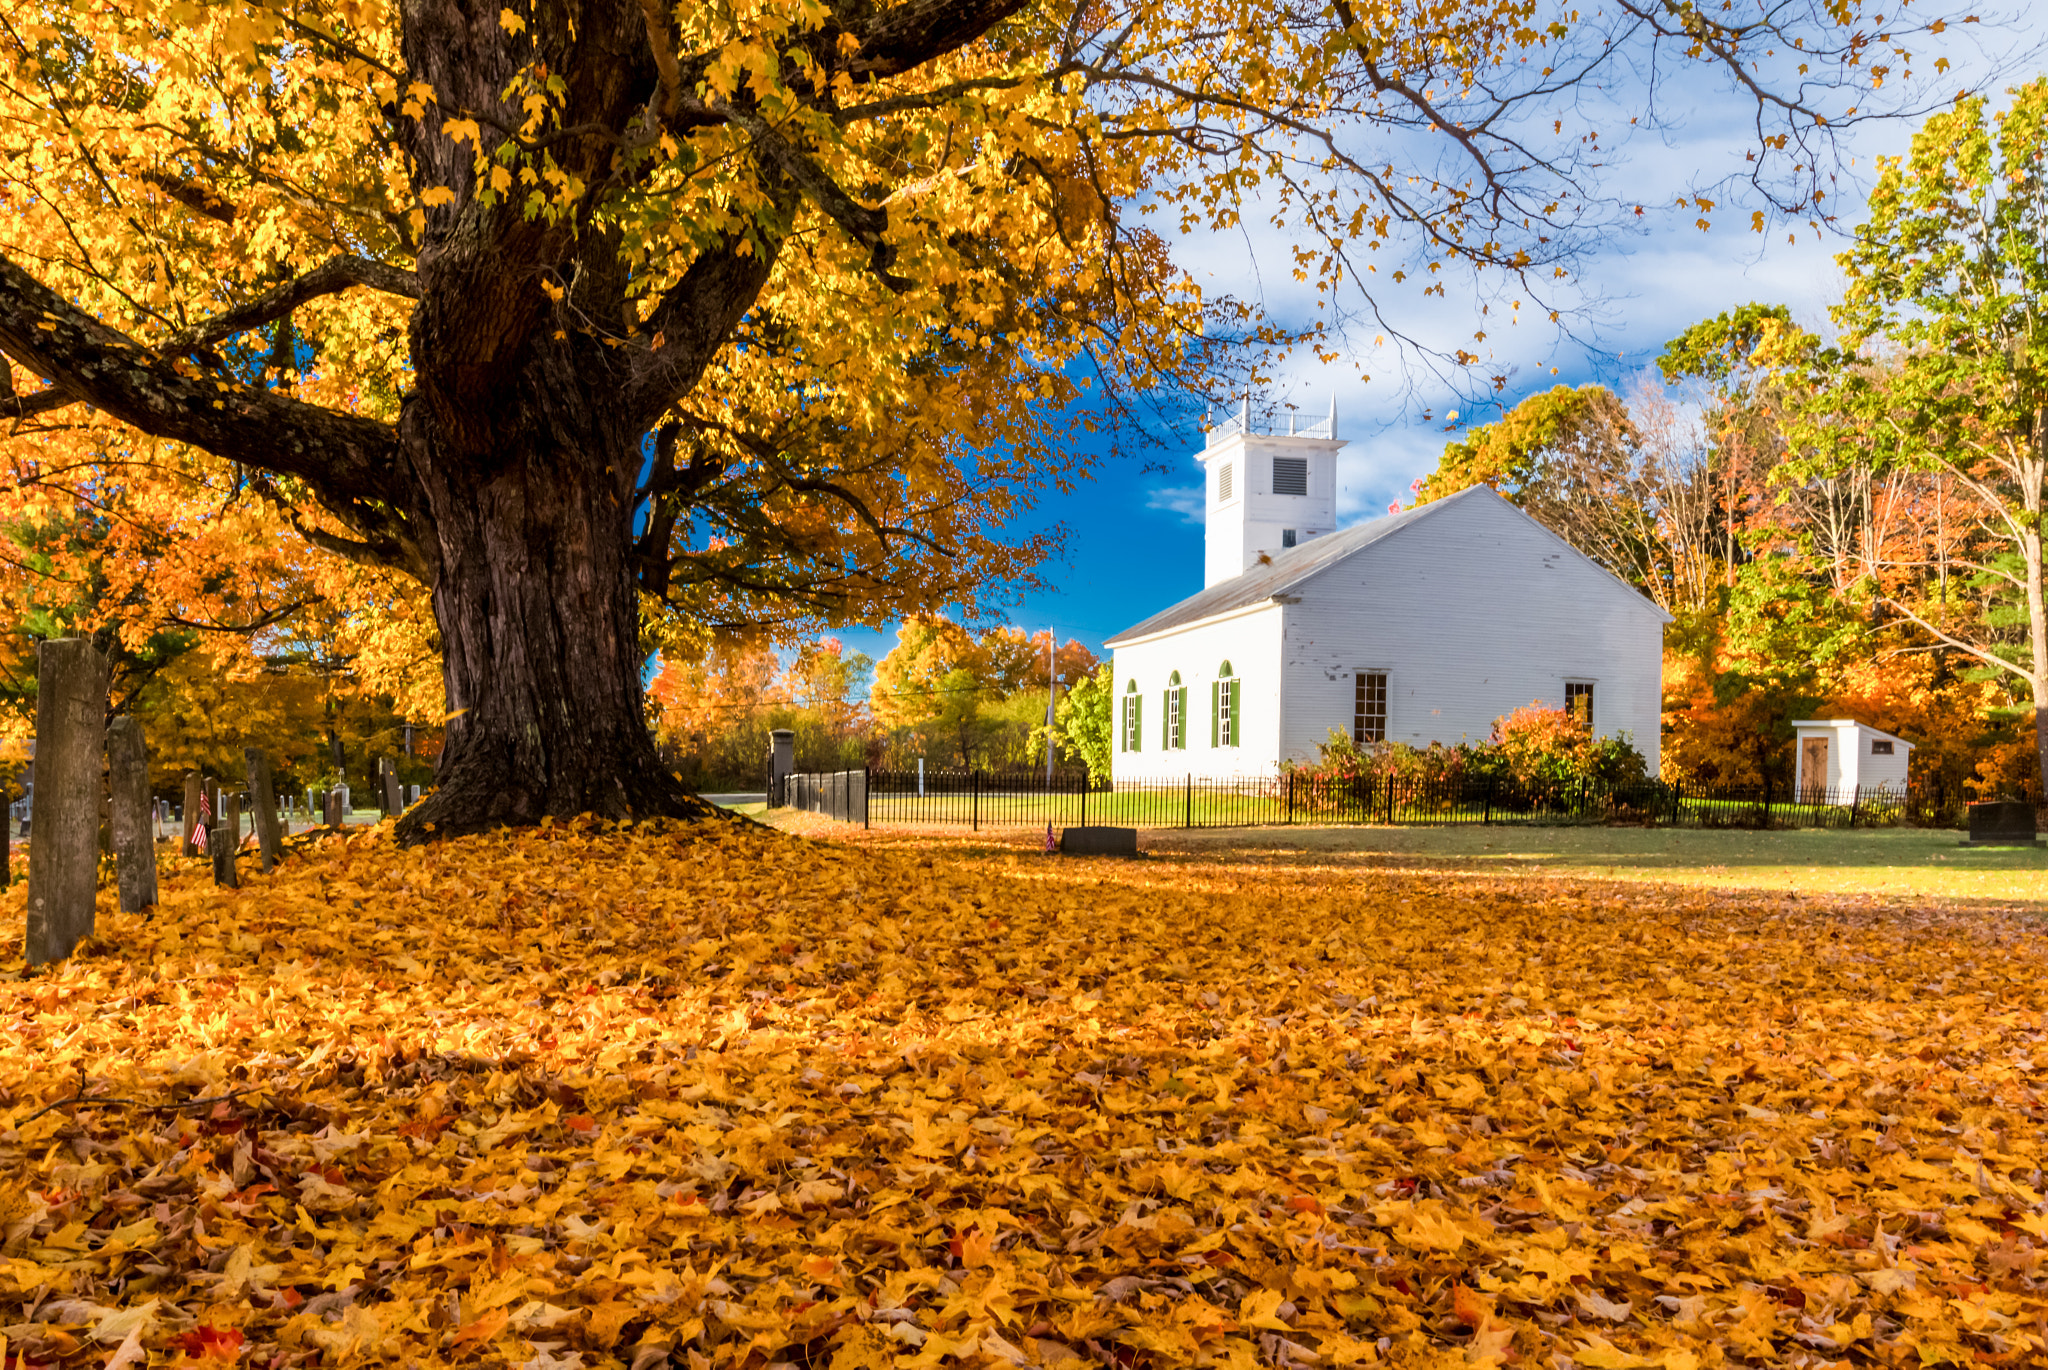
[1109,605,1284,783]
[1279,491,1666,771]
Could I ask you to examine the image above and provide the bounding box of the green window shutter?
[1178,687,1188,749]
[1211,681,1220,748]
[1229,679,1241,747]
[1133,694,1141,751]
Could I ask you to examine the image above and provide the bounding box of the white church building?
[1104,407,1670,781]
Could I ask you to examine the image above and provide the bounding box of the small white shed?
[1790,719,1914,797]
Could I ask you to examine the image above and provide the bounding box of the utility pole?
[1045,629,1058,788]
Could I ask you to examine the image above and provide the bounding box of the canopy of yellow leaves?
[1,825,2042,1368]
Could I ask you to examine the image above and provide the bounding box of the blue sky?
[828,14,2047,672]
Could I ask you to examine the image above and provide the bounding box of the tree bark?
[395,333,714,841]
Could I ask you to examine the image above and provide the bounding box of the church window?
[1281,528,1297,548]
[1273,456,1308,496]
[1164,671,1187,750]
[1354,672,1387,744]
[1212,662,1240,748]
[1218,463,1233,502]
[1121,680,1142,752]
[1565,681,1594,727]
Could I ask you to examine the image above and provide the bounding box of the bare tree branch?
[164,254,420,357]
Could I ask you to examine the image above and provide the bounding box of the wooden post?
[106,716,159,913]
[182,771,202,856]
[383,758,402,815]
[25,638,110,966]
[245,748,284,872]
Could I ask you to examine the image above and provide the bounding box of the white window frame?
[1354,669,1389,744]
[1564,679,1595,728]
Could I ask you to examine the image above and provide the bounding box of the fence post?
[1484,774,1495,825]
[1081,775,1087,827]
[1761,772,1772,829]
[1286,771,1294,824]
[1185,773,1192,829]
[1848,783,1860,829]
[864,766,870,830]
[973,768,980,832]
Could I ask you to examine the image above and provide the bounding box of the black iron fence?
[776,767,2003,831]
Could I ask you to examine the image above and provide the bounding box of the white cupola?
[1198,398,1345,586]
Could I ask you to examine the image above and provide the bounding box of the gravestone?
[211,816,238,888]
[245,748,284,873]
[1964,801,2041,847]
[106,716,159,913]
[408,785,421,805]
[182,771,203,856]
[25,639,110,966]
[383,759,402,815]
[325,786,344,832]
[1060,826,1139,857]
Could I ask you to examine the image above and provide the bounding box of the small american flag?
[193,821,208,853]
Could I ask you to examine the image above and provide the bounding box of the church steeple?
[1198,399,1345,586]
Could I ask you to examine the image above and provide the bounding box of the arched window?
[1120,679,1142,753]
[1212,662,1240,749]
[1164,672,1187,750]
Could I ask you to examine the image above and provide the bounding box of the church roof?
[1103,484,1665,646]
[1105,489,1458,646]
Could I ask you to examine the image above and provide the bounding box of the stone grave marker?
[245,748,284,872]
[25,638,109,966]
[106,716,159,913]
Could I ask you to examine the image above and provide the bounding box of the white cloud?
[1146,484,1206,525]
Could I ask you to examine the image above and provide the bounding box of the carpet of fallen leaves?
[2,819,2046,1370]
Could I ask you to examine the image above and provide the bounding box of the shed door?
[1800,736,1829,798]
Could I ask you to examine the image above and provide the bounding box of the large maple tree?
[0,0,1958,838]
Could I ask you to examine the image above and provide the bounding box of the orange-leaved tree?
[0,0,1958,837]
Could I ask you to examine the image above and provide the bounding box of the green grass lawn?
[1146,822,2048,906]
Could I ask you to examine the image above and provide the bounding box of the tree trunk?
[395,341,712,843]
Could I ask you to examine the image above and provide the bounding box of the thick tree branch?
[847,0,1033,80]
[0,252,403,507]
[165,255,420,357]
[710,103,911,293]
[625,224,790,430]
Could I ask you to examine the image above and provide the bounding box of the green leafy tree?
[1055,664,1114,785]
[1785,82,2048,790]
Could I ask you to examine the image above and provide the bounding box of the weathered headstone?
[182,771,203,856]
[1964,800,2041,847]
[383,759,402,815]
[211,816,238,887]
[106,716,159,913]
[408,785,421,805]
[325,786,344,832]
[1059,826,1139,856]
[245,748,283,872]
[337,782,351,815]
[25,638,110,966]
